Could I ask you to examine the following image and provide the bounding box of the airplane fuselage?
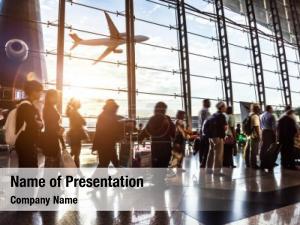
[77,34,148,47]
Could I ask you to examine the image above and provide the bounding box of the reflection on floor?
[227,203,300,225]
[1,147,300,225]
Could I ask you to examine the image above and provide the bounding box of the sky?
[39,0,300,123]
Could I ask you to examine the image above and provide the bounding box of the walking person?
[277,109,298,170]
[15,80,43,167]
[260,105,276,169]
[205,101,227,174]
[223,106,236,168]
[139,102,175,167]
[169,110,194,168]
[92,99,129,168]
[66,98,86,167]
[244,103,261,169]
[42,89,65,167]
[198,99,211,168]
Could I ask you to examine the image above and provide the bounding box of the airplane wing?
[104,12,120,39]
[93,46,116,65]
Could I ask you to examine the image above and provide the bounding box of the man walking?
[245,103,261,169]
[206,101,227,174]
[198,99,211,168]
[260,105,276,169]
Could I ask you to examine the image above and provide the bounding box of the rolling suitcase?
[261,143,280,169]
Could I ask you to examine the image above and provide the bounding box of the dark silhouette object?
[93,99,128,168]
[139,102,175,167]
[42,89,65,167]
[15,80,43,167]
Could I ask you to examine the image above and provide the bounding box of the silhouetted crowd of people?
[1,80,300,172]
[197,99,300,174]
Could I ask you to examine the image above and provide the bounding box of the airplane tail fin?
[69,33,82,50]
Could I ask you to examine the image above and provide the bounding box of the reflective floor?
[1,147,300,225]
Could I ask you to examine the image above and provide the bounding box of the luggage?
[193,138,201,155]
[132,143,151,167]
[223,143,234,167]
[260,143,280,169]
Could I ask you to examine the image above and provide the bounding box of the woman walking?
[66,98,86,167]
[42,89,65,167]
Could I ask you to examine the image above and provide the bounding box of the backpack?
[242,115,253,136]
[3,101,31,146]
[202,114,218,138]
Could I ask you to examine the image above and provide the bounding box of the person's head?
[154,101,167,115]
[23,80,43,101]
[68,98,81,110]
[45,89,58,106]
[285,105,292,112]
[103,99,119,114]
[203,99,211,108]
[237,123,240,128]
[226,106,233,115]
[251,103,260,114]
[216,101,227,113]
[266,105,273,113]
[286,109,295,118]
[176,110,185,120]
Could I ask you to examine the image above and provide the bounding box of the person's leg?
[244,139,250,167]
[206,139,214,168]
[250,138,259,168]
[199,138,204,164]
[286,142,296,168]
[213,138,223,171]
[280,142,288,168]
[223,144,230,167]
[260,130,267,168]
[98,153,111,168]
[202,137,209,167]
[111,152,119,168]
[71,145,81,168]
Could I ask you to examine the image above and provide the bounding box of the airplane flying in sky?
[69,12,149,64]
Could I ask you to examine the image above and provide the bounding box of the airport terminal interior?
[1,0,300,224]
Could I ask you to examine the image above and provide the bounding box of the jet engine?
[5,39,29,62]
[113,49,123,54]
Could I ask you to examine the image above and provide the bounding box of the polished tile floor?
[1,146,300,225]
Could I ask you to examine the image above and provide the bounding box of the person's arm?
[167,116,176,139]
